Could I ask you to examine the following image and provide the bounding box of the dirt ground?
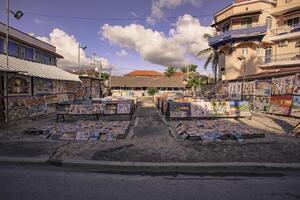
[1,97,300,163]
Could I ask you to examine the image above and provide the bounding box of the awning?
[0,54,81,82]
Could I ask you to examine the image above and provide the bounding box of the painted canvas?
[53,80,67,94]
[272,76,295,95]
[243,95,255,111]
[270,95,293,115]
[256,80,272,96]
[291,96,300,117]
[210,101,231,117]
[7,75,31,96]
[216,83,229,100]
[190,102,213,117]
[26,96,46,107]
[243,81,256,95]
[117,103,131,114]
[33,77,53,95]
[6,97,27,110]
[93,103,106,113]
[65,81,77,92]
[228,82,242,100]
[44,95,60,104]
[169,102,191,118]
[28,105,48,117]
[289,123,300,137]
[254,96,270,113]
[229,101,251,117]
[8,108,28,121]
[293,74,300,95]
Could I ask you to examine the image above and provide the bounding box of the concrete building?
[208,0,300,80]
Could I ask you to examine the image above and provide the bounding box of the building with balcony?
[208,0,300,80]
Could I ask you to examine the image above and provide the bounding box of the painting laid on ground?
[271,76,295,95]
[228,82,242,100]
[169,102,191,118]
[290,123,300,137]
[33,77,53,95]
[256,80,271,96]
[190,102,213,117]
[6,75,31,96]
[243,95,255,111]
[243,81,256,95]
[270,95,293,115]
[229,101,251,117]
[254,96,270,112]
[293,73,300,95]
[291,96,300,117]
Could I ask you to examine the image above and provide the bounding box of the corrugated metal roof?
[0,54,81,82]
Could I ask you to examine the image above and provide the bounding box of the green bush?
[147,87,159,96]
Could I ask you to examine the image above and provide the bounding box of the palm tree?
[164,67,177,77]
[186,76,205,97]
[180,64,197,73]
[197,33,219,82]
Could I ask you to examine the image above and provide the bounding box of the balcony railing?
[208,24,267,46]
[259,52,300,65]
[271,24,300,36]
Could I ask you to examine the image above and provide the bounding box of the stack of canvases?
[5,75,78,121]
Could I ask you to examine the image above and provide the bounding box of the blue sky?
[0,0,232,75]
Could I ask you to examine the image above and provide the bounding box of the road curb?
[56,159,300,173]
[0,156,48,165]
[1,157,300,173]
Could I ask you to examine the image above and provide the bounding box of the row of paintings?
[212,74,300,99]
[169,101,251,118]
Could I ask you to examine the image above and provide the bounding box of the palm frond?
[203,53,213,70]
[196,47,212,57]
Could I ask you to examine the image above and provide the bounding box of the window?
[256,47,260,55]
[287,17,299,28]
[35,51,44,63]
[16,46,26,58]
[241,18,252,28]
[264,47,272,63]
[222,23,230,32]
[278,40,288,47]
[241,48,248,56]
[266,17,272,29]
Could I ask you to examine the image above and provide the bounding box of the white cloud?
[147,0,203,24]
[116,49,129,56]
[130,11,138,17]
[101,14,213,67]
[35,28,110,69]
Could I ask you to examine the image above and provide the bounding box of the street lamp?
[78,44,87,76]
[6,0,24,69]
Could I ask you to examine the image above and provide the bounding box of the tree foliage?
[147,87,159,96]
[164,67,177,77]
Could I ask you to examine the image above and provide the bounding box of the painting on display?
[229,101,251,117]
[169,102,191,118]
[7,75,31,96]
[44,95,60,104]
[291,96,300,117]
[59,94,69,102]
[293,74,300,95]
[8,108,28,121]
[243,95,255,111]
[26,96,46,107]
[270,95,293,115]
[93,103,105,113]
[243,81,256,95]
[190,102,213,117]
[271,76,295,95]
[216,83,228,100]
[104,104,117,114]
[69,104,94,114]
[289,123,300,137]
[117,103,131,114]
[228,82,242,100]
[33,77,53,95]
[210,101,231,117]
[53,80,67,94]
[65,81,77,92]
[6,97,27,110]
[254,96,270,113]
[28,105,48,117]
[256,80,272,96]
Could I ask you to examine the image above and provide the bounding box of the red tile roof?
[124,70,163,76]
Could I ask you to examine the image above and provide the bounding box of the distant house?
[124,70,164,77]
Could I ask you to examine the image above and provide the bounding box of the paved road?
[1,164,300,200]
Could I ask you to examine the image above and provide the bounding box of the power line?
[23,10,213,21]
